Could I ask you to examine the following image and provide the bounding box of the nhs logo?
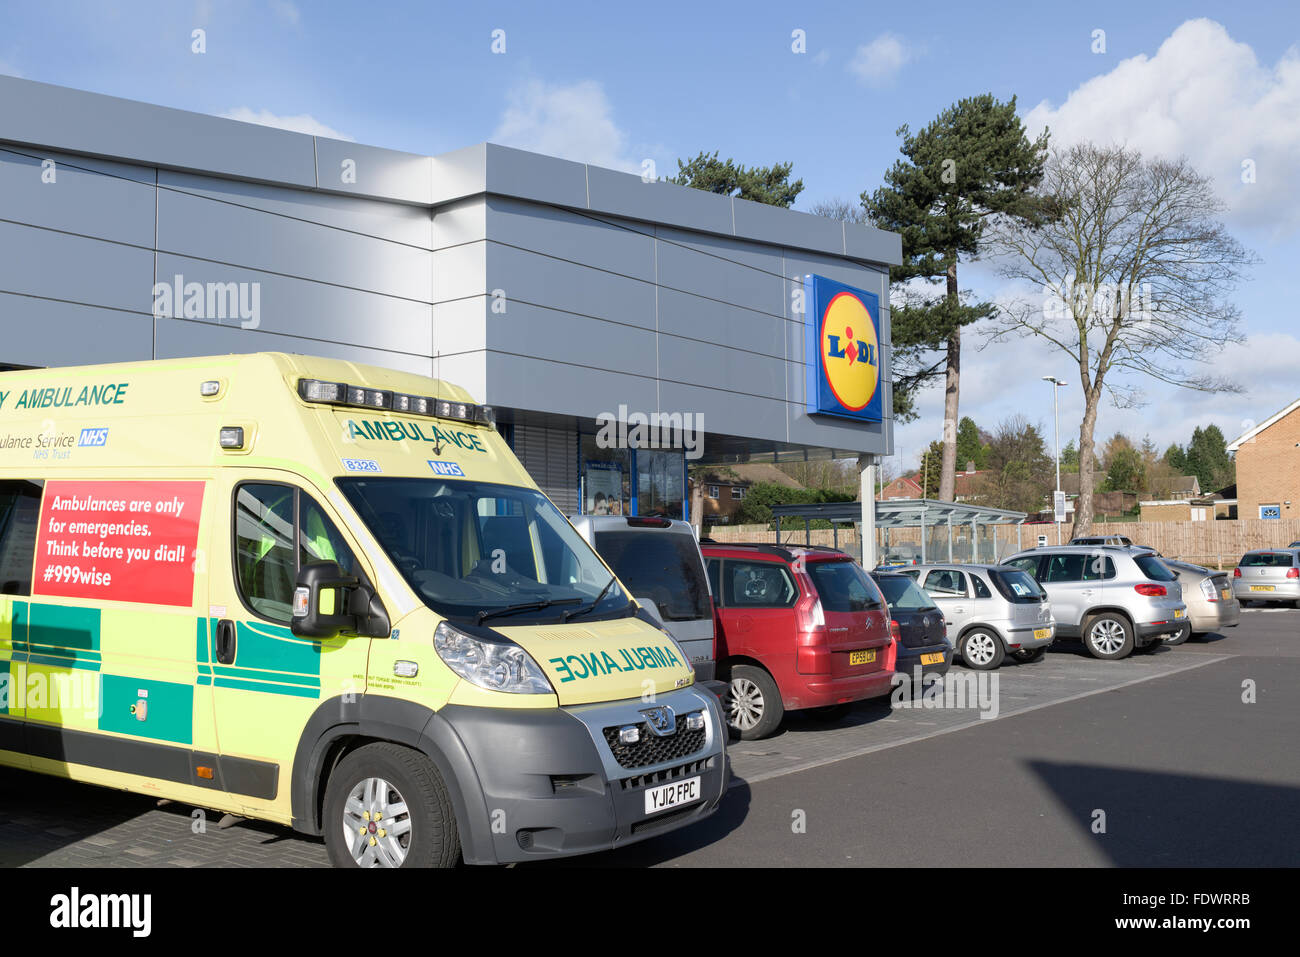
[78,428,109,447]
[427,461,465,477]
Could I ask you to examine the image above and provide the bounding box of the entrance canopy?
[770,499,1028,567]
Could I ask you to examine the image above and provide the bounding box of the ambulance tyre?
[324,742,460,869]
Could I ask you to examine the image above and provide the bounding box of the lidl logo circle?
[819,291,878,412]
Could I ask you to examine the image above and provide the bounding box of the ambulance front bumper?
[435,687,729,864]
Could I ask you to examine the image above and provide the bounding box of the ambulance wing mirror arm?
[292,562,389,639]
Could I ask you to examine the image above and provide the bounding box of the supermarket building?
[0,76,900,563]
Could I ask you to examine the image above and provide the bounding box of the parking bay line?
[737,654,1234,787]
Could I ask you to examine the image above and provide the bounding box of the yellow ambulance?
[0,353,728,867]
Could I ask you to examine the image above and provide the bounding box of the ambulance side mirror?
[292,562,390,639]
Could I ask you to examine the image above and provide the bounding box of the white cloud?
[848,33,913,86]
[221,107,353,141]
[490,78,644,173]
[1023,19,1300,232]
[270,1,300,26]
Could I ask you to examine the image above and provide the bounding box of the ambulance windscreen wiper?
[563,576,618,623]
[476,598,582,625]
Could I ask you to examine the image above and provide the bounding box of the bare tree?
[986,143,1256,536]
[806,197,868,223]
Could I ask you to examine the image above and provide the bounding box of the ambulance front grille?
[602,715,706,770]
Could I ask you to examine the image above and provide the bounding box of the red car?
[701,543,897,740]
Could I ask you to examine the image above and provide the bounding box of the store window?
[580,435,631,516]
[637,449,685,519]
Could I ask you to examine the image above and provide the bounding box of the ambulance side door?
[205,473,374,819]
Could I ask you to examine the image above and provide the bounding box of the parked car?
[701,543,897,740]
[1233,548,1300,606]
[898,564,1055,669]
[1161,559,1241,641]
[570,514,720,688]
[1001,545,1187,659]
[1070,535,1133,546]
[868,572,953,679]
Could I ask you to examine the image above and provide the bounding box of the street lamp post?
[1042,376,1067,544]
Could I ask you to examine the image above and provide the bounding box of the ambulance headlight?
[433,622,554,695]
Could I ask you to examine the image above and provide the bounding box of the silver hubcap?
[342,777,412,867]
[965,632,997,666]
[1090,619,1126,654]
[726,677,765,731]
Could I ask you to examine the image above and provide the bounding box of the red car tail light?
[889,619,901,642]
[1233,567,1242,577]
[1134,583,1167,597]
[1289,568,1299,579]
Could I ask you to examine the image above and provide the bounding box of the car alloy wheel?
[964,632,998,667]
[342,776,413,868]
[726,676,765,732]
[1089,619,1127,656]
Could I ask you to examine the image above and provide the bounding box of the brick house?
[1228,398,1300,521]
[690,463,805,523]
[880,475,923,500]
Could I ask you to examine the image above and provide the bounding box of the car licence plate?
[1033,627,1050,640]
[1250,585,1275,592]
[1173,608,1185,618]
[644,776,701,816]
[849,649,876,665]
[920,652,945,665]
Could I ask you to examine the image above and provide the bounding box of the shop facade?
[0,76,899,549]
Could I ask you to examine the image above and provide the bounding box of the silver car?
[1233,548,1300,606]
[1162,559,1241,640]
[905,564,1055,670]
[1002,546,1188,659]
[569,515,719,683]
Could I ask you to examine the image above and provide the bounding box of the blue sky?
[2,1,1297,474]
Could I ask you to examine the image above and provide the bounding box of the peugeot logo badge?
[641,705,676,736]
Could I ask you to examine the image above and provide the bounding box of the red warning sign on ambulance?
[32,480,205,607]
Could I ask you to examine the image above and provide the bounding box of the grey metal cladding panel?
[433,298,488,356]
[482,352,658,422]
[844,221,903,267]
[0,75,316,187]
[483,144,589,210]
[161,169,433,249]
[484,300,657,380]
[153,318,434,377]
[0,292,152,367]
[485,242,656,331]
[433,242,486,303]
[585,166,735,236]
[154,253,433,356]
[432,198,486,250]
[0,220,153,313]
[733,198,845,255]
[430,144,487,205]
[486,196,655,284]
[0,147,156,247]
[157,187,432,302]
[657,335,787,403]
[786,405,889,456]
[657,381,789,446]
[313,137,434,205]
[654,231,784,319]
[781,254,888,301]
[656,286,785,359]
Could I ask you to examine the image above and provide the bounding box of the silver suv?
[901,564,1055,670]
[569,515,718,683]
[1002,546,1187,659]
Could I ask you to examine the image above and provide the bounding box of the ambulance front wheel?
[323,742,461,868]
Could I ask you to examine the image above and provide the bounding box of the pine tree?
[669,152,804,208]
[865,94,1050,502]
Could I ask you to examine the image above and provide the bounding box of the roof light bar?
[297,378,494,426]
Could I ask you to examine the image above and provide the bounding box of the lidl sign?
[804,275,883,422]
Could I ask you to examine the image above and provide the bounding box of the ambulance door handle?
[215,619,237,665]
